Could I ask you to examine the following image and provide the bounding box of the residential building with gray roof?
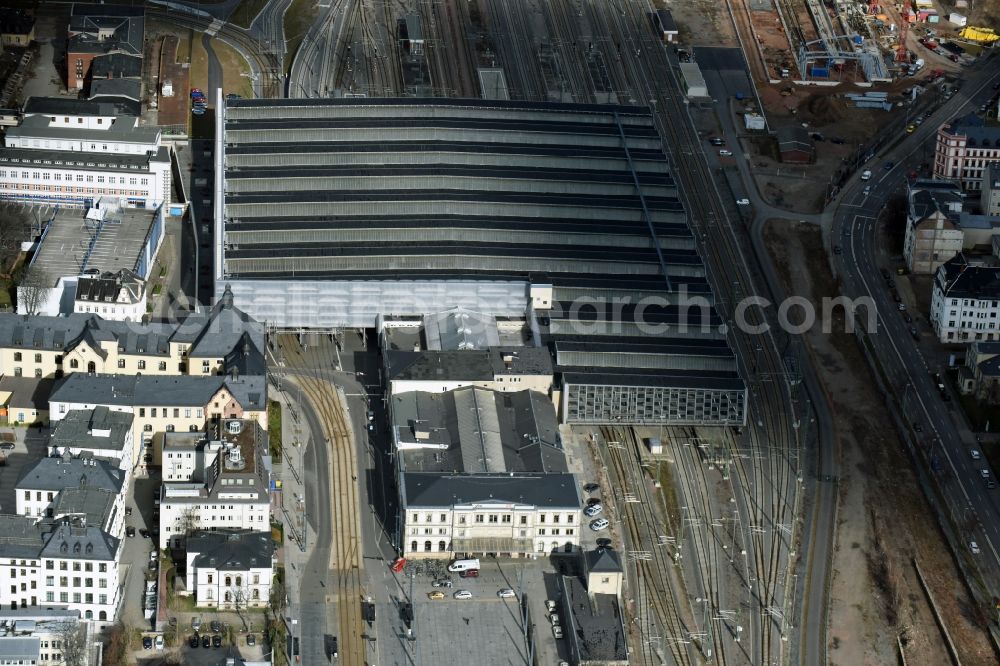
[0,514,122,625]
[16,454,125,521]
[0,285,264,377]
[185,529,274,609]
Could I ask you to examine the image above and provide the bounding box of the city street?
[830,55,1000,610]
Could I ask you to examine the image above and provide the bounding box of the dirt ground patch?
[656,0,736,47]
[763,219,996,665]
[213,39,254,97]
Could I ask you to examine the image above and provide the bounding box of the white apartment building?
[5,114,159,155]
[0,515,122,625]
[46,409,135,472]
[158,420,272,550]
[185,530,274,609]
[934,113,1000,191]
[392,387,581,558]
[72,270,146,322]
[15,456,125,522]
[0,608,91,666]
[931,253,1000,342]
[22,96,128,130]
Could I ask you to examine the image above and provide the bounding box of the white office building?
[158,420,272,550]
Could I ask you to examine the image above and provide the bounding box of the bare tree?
[16,263,50,315]
[227,584,250,632]
[58,620,88,666]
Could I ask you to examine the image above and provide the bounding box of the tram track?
[278,336,367,665]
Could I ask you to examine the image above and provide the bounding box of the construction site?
[734,0,998,85]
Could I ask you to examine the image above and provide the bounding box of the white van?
[447,558,480,572]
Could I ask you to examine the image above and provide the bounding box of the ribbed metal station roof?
[219,99,744,410]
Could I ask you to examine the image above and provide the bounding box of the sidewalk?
[270,387,314,627]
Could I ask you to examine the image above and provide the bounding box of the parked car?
[552,624,564,639]
[596,538,613,548]
[590,518,610,531]
[718,149,734,157]
[981,469,990,479]
[212,635,222,648]
[583,483,600,493]
[210,620,222,633]
[431,578,453,588]
[736,198,750,205]
[584,503,604,517]
[154,636,164,650]
[189,635,199,648]
[202,635,211,648]
[142,636,153,650]
[497,588,516,598]
[0,442,14,451]
[126,526,136,537]
[459,569,479,578]
[971,541,981,554]
[247,634,256,646]
[971,449,982,460]
[428,591,445,600]
[709,138,725,146]
[454,590,473,600]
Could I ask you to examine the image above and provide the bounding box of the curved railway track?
[279,337,367,665]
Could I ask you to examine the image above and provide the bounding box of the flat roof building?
[216,98,745,426]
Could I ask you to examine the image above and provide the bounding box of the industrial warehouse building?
[214,97,746,426]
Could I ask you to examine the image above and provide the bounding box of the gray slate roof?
[39,521,119,561]
[393,388,566,474]
[0,515,48,559]
[0,637,40,660]
[403,472,580,508]
[188,530,274,570]
[0,291,263,371]
[51,486,118,529]
[90,52,141,79]
[22,96,126,118]
[17,455,124,494]
[937,253,1000,301]
[48,407,133,452]
[50,374,267,410]
[89,78,141,103]
[387,346,552,382]
[585,547,622,573]
[558,575,628,663]
[947,113,1000,148]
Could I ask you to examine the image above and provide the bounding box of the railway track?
[148,8,281,97]
[599,425,695,665]
[279,337,367,665]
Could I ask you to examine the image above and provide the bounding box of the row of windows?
[408,527,575,537]
[43,560,108,572]
[43,591,108,604]
[410,512,576,525]
[138,407,203,418]
[4,183,147,196]
[0,170,148,184]
[45,576,108,588]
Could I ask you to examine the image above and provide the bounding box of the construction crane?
[896,19,909,63]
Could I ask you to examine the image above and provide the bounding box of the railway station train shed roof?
[217,98,746,426]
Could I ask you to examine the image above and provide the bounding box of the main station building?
[213,97,745,426]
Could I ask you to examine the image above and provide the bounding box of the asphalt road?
[830,55,1000,606]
